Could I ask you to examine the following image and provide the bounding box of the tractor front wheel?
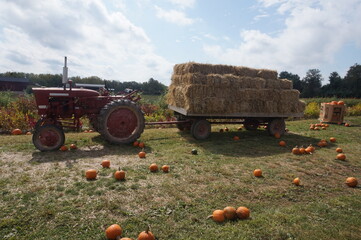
[32,124,65,151]
[98,100,145,144]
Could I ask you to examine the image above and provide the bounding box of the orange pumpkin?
[279,141,286,147]
[236,206,250,219]
[237,126,243,131]
[253,169,262,177]
[305,144,315,154]
[70,144,77,150]
[11,128,22,135]
[292,146,300,155]
[101,160,111,168]
[293,177,300,186]
[105,224,122,240]
[149,163,158,172]
[60,145,68,151]
[299,146,306,154]
[137,226,155,240]
[331,101,338,105]
[120,238,133,240]
[329,137,336,143]
[337,101,344,105]
[224,127,229,132]
[336,147,343,153]
[223,206,237,220]
[138,151,146,158]
[210,209,225,223]
[85,169,97,180]
[345,123,350,127]
[337,153,346,161]
[133,141,139,147]
[274,133,281,139]
[345,177,358,188]
[233,136,240,141]
[138,142,145,148]
[161,165,169,173]
[114,168,125,181]
[26,131,32,135]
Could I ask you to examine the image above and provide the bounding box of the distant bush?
[304,102,320,119]
[347,103,361,116]
[301,98,361,107]
[0,93,38,133]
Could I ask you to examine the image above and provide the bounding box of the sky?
[0,0,360,86]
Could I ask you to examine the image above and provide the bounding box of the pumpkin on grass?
[139,150,146,158]
[133,141,139,147]
[70,143,77,150]
[337,153,346,161]
[236,206,250,219]
[279,141,286,147]
[330,137,336,143]
[85,169,97,180]
[253,169,262,177]
[120,238,133,240]
[305,144,315,154]
[105,224,122,240]
[114,168,125,181]
[137,226,155,240]
[11,128,22,135]
[208,209,225,223]
[345,177,358,188]
[223,206,237,220]
[336,147,343,153]
[299,146,306,154]
[274,133,281,139]
[149,163,158,172]
[293,177,300,186]
[101,160,111,168]
[292,146,300,155]
[138,142,145,148]
[60,145,68,151]
[161,165,169,173]
[233,136,240,141]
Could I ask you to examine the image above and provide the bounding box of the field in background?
[1,116,360,239]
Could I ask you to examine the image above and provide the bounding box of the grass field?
[0,117,361,240]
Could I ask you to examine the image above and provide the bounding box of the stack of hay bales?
[167,62,305,115]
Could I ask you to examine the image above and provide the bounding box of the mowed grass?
[0,117,361,240]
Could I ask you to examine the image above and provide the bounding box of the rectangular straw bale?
[279,90,300,103]
[257,69,278,80]
[234,66,258,77]
[291,101,306,113]
[265,101,278,113]
[279,79,293,89]
[265,79,281,89]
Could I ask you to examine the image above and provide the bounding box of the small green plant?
[304,102,320,119]
[347,103,361,116]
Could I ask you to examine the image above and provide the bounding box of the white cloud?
[204,0,361,77]
[0,0,173,84]
[155,5,195,26]
[168,0,196,9]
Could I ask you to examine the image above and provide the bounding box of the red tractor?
[32,57,145,151]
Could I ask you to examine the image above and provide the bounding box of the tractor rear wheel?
[98,100,145,144]
[32,124,65,151]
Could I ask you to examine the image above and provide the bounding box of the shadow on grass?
[29,135,153,164]
[177,129,336,158]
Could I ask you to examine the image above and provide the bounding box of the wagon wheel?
[32,124,65,151]
[244,118,259,131]
[268,118,286,136]
[98,100,145,144]
[191,119,211,140]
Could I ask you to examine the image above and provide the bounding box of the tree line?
[1,63,360,97]
[280,63,361,98]
[0,72,167,95]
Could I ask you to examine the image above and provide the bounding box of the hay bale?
[257,69,278,80]
[279,79,293,89]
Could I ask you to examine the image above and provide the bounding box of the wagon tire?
[191,119,211,140]
[32,124,65,151]
[244,118,259,131]
[98,100,145,144]
[268,118,286,136]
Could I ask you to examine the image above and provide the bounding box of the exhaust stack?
[62,56,68,84]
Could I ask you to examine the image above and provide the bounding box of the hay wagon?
[165,105,303,140]
[165,62,305,140]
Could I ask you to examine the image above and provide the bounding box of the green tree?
[279,71,302,92]
[301,69,322,98]
[343,63,361,98]
[320,72,343,97]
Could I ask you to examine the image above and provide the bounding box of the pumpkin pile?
[208,206,250,223]
[291,145,315,155]
[309,123,329,131]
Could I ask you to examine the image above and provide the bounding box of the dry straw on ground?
[167,62,305,115]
